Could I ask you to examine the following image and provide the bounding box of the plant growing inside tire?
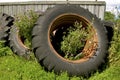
[60,21,94,60]
[8,11,39,57]
[32,5,108,76]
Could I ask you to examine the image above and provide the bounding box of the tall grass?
[108,20,120,65]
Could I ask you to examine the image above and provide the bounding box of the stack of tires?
[0,5,112,76]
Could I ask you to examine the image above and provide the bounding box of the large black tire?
[8,11,43,58]
[103,21,114,42]
[32,5,108,76]
[9,25,30,58]
[0,13,14,40]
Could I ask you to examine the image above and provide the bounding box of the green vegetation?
[105,11,120,65]
[0,44,83,80]
[60,22,92,60]
[0,41,13,57]
[0,11,120,80]
[108,19,120,65]
[14,11,39,48]
[104,11,115,22]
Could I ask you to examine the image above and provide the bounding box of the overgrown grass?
[0,24,119,80]
[0,11,120,79]
[0,46,120,80]
[108,20,120,65]
[0,41,13,57]
[0,43,83,80]
[89,65,120,80]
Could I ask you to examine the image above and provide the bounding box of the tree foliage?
[104,11,115,22]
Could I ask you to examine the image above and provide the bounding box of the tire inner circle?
[48,13,98,63]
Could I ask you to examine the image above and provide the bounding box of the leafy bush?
[104,11,115,22]
[0,41,13,57]
[60,22,92,60]
[14,11,39,47]
[109,19,120,64]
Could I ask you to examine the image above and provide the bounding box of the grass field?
[0,51,120,80]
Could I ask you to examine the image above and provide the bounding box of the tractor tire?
[32,5,108,76]
[103,21,114,42]
[8,11,43,58]
[9,25,31,58]
[0,13,14,40]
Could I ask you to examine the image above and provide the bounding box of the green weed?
[14,11,39,48]
[108,20,120,65]
[60,22,92,60]
[0,41,13,57]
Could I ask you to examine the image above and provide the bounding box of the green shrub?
[104,11,115,22]
[60,22,92,60]
[109,20,120,64]
[0,41,13,57]
[14,11,39,47]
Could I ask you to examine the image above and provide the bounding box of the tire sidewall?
[33,5,108,76]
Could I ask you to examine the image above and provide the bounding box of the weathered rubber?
[8,11,43,58]
[0,13,14,40]
[32,5,108,76]
[103,20,114,42]
[9,25,31,58]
